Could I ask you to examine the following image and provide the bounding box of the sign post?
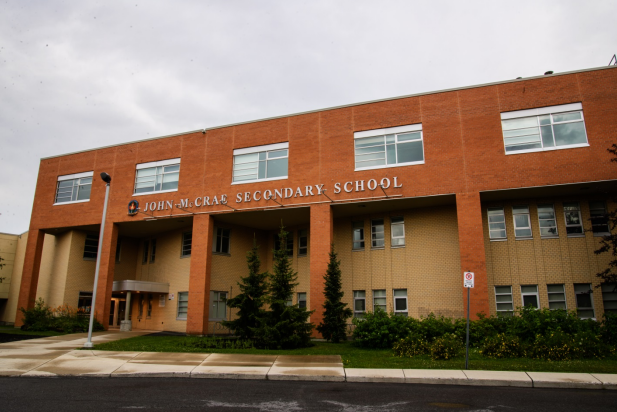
[463,271,474,370]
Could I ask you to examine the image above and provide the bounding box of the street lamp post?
[84,172,112,349]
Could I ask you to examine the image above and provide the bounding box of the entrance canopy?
[112,280,169,294]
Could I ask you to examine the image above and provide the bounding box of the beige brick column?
[187,214,214,335]
[14,229,46,327]
[94,223,119,329]
[309,203,333,336]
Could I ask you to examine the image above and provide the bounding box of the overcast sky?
[0,0,615,234]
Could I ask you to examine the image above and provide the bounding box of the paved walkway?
[0,330,615,389]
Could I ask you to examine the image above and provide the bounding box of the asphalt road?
[2,377,616,411]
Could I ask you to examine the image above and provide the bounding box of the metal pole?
[84,181,111,348]
[465,287,470,370]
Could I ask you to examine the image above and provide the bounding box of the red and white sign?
[464,272,474,288]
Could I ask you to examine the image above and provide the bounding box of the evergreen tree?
[221,241,268,339]
[253,225,314,349]
[317,244,352,342]
[594,144,617,290]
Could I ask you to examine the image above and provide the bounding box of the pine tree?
[221,241,268,340]
[253,225,314,349]
[594,143,617,290]
[317,244,352,342]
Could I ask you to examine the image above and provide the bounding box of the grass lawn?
[92,335,617,374]
[0,325,64,337]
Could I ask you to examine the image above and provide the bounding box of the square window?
[391,217,405,247]
[513,206,532,238]
[177,292,188,320]
[563,202,583,235]
[353,290,365,317]
[547,284,567,310]
[371,219,385,248]
[298,229,308,256]
[214,228,231,254]
[488,207,507,240]
[520,285,539,308]
[574,283,595,319]
[590,201,610,234]
[352,221,365,250]
[209,291,228,320]
[495,286,513,315]
[500,103,588,154]
[232,143,289,183]
[83,234,99,260]
[297,292,307,309]
[393,289,407,316]
[537,204,558,237]
[134,158,180,195]
[354,124,424,170]
[373,289,386,312]
[55,172,93,204]
[181,232,192,257]
[601,284,617,314]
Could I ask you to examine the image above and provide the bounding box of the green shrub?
[429,333,464,360]
[601,312,617,346]
[480,333,524,359]
[20,298,54,331]
[417,313,456,342]
[528,330,577,361]
[20,299,103,333]
[392,334,429,357]
[572,330,610,359]
[352,310,417,349]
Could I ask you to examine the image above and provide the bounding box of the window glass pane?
[396,141,423,163]
[539,115,551,125]
[523,295,538,308]
[76,185,91,201]
[386,144,396,164]
[356,146,385,155]
[235,153,259,164]
[268,149,288,158]
[553,122,587,146]
[397,132,421,142]
[258,160,267,179]
[505,143,542,152]
[496,303,513,311]
[503,127,540,138]
[391,225,404,238]
[576,294,592,308]
[58,180,74,188]
[521,285,537,293]
[354,299,365,311]
[266,157,288,178]
[547,284,564,293]
[495,286,511,294]
[540,125,555,148]
[355,136,384,148]
[552,112,582,122]
[395,299,407,311]
[385,134,395,144]
[501,116,538,130]
[136,167,157,177]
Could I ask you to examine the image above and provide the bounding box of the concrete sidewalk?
[0,330,615,389]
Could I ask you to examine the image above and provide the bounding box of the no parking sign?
[464,271,474,288]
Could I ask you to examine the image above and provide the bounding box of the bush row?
[20,298,104,333]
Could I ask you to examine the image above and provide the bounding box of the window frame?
[574,283,595,319]
[537,204,559,238]
[393,289,408,316]
[297,292,307,309]
[495,285,513,316]
[373,289,387,313]
[512,205,533,239]
[209,291,228,321]
[371,219,385,249]
[601,283,617,314]
[54,171,94,205]
[488,207,507,240]
[354,123,424,171]
[149,239,157,263]
[232,142,289,184]
[298,229,308,257]
[589,201,610,235]
[133,158,181,196]
[353,290,366,318]
[177,291,188,320]
[500,103,589,155]
[352,221,365,250]
[547,284,567,310]
[563,202,584,237]
[213,228,231,255]
[520,285,539,309]
[390,216,405,247]
[83,233,99,260]
[181,231,192,258]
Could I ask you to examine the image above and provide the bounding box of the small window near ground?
[214,228,231,254]
[55,172,93,204]
[574,283,595,319]
[563,202,583,236]
[371,219,385,248]
[601,284,617,314]
[298,229,308,256]
[393,289,408,316]
[590,201,610,235]
[373,290,386,312]
[488,208,507,240]
[520,285,539,308]
[181,232,192,257]
[513,205,532,238]
[83,234,99,260]
[547,284,567,310]
[352,221,365,250]
[209,291,228,320]
[495,286,513,316]
[297,292,307,309]
[538,204,558,237]
[353,290,365,318]
[390,217,405,247]
[177,292,188,320]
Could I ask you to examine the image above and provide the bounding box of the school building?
[1,65,617,334]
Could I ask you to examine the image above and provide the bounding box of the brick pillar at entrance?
[94,223,119,329]
[14,229,46,327]
[187,214,214,335]
[456,192,490,318]
[309,203,333,337]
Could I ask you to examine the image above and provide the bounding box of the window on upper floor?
[354,124,424,171]
[297,292,307,309]
[177,292,188,320]
[520,285,539,308]
[232,143,288,184]
[500,103,588,154]
[589,201,610,235]
[563,202,583,236]
[390,217,405,247]
[134,158,180,195]
[393,289,408,316]
[274,231,293,257]
[83,234,99,260]
[371,219,385,248]
[537,204,558,238]
[547,284,567,310]
[353,290,365,318]
[213,228,231,254]
[488,207,507,240]
[55,172,93,204]
[513,205,532,239]
[352,221,365,250]
[575,283,595,319]
[298,229,308,257]
[373,289,386,312]
[209,291,228,320]
[602,284,617,314]
[495,286,513,316]
[181,232,192,257]
[149,239,157,263]
[142,240,149,264]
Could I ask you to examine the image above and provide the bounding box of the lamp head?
[100,172,111,184]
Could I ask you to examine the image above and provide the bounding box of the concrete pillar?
[456,192,490,319]
[125,291,131,321]
[187,214,214,335]
[14,229,46,327]
[93,223,119,329]
[309,203,333,337]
